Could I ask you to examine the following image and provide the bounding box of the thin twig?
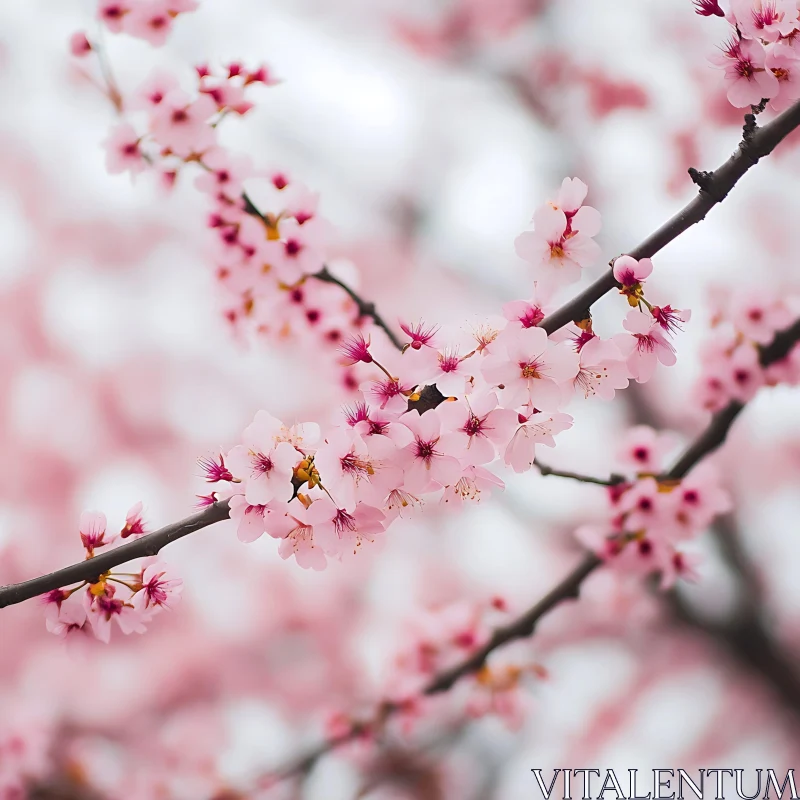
[533,459,626,486]
[313,265,404,351]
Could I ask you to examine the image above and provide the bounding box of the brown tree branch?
[539,101,800,335]
[534,459,626,486]
[0,501,231,609]
[313,265,404,352]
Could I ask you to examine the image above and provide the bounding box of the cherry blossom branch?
[0,501,231,609]
[666,317,800,480]
[533,459,626,486]
[241,191,404,351]
[312,265,405,351]
[267,316,800,782]
[539,100,800,335]
[422,551,602,694]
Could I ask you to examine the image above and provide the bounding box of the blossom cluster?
[694,285,800,411]
[577,426,732,586]
[95,0,199,47]
[199,242,690,572]
[701,0,800,109]
[42,506,183,642]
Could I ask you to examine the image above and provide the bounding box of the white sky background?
[1,0,800,797]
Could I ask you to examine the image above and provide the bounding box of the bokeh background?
[1,0,800,797]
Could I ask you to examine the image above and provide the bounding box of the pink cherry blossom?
[84,583,150,644]
[98,1,132,33]
[729,287,794,344]
[225,412,301,505]
[712,37,779,108]
[314,428,386,510]
[515,203,601,287]
[672,463,732,535]
[399,319,440,351]
[651,304,691,335]
[398,409,463,493]
[482,326,579,410]
[123,1,175,46]
[44,594,88,639]
[79,510,110,555]
[195,149,254,200]
[614,310,677,383]
[730,0,798,42]
[572,336,631,401]
[693,0,725,16]
[149,91,217,158]
[612,255,653,287]
[504,411,574,473]
[228,495,270,543]
[305,497,386,558]
[767,42,800,110]
[134,560,183,611]
[120,501,147,538]
[267,503,327,570]
[438,392,518,466]
[103,124,147,175]
[131,70,181,111]
[617,425,677,474]
[502,298,547,329]
[69,32,92,57]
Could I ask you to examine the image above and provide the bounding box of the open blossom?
[572,336,631,401]
[124,0,175,46]
[515,203,602,287]
[195,149,254,200]
[397,409,463,494]
[515,179,602,287]
[267,502,327,570]
[766,42,800,110]
[712,37,779,107]
[45,599,88,639]
[482,326,579,410]
[729,0,798,42]
[228,494,271,543]
[651,304,691,335]
[314,428,389,510]
[617,426,677,474]
[98,1,132,33]
[729,288,794,344]
[614,310,677,384]
[134,560,183,611]
[149,91,217,157]
[225,411,301,505]
[438,392,518,466]
[305,497,386,558]
[84,583,150,644]
[504,411,574,473]
[104,124,147,175]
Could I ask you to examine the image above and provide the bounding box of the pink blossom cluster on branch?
[43,506,182,642]
[50,0,800,653]
[705,0,800,109]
